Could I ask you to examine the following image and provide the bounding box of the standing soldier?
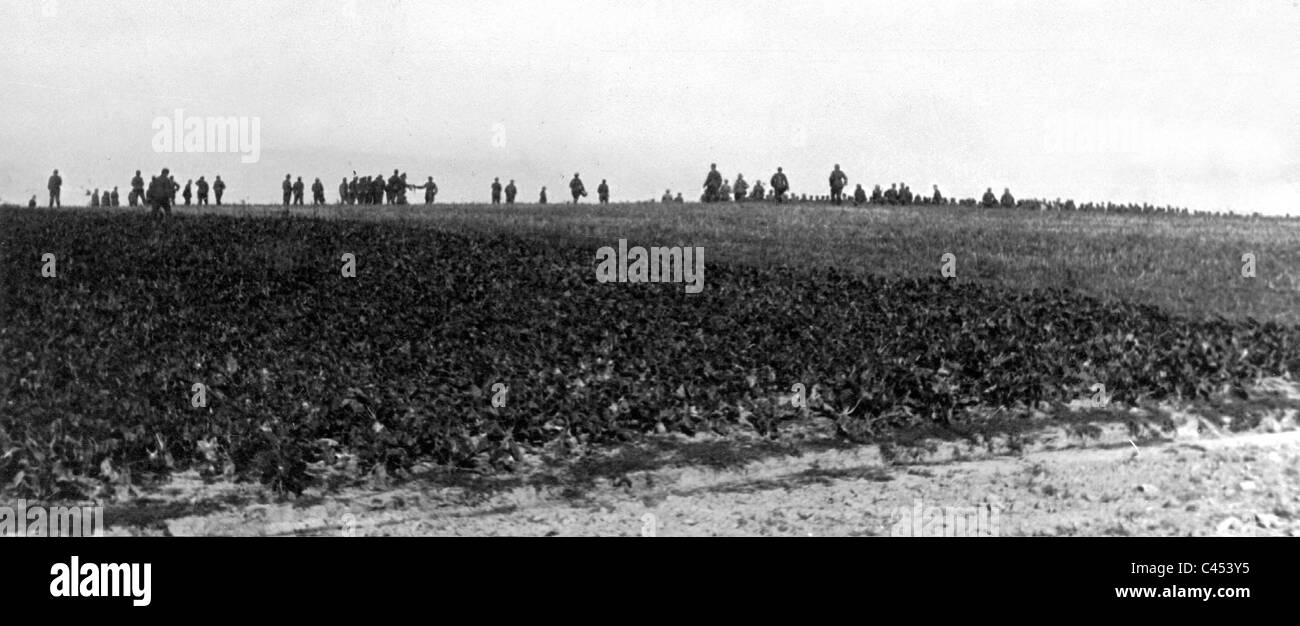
[371,174,385,205]
[733,174,748,203]
[884,183,899,205]
[828,164,848,205]
[110,186,120,206]
[282,174,293,206]
[538,186,548,204]
[338,178,349,204]
[292,177,305,205]
[674,192,684,203]
[348,175,359,204]
[491,177,503,204]
[90,189,100,207]
[397,173,409,204]
[130,170,145,206]
[932,185,943,205]
[569,173,587,203]
[47,169,62,208]
[311,178,325,205]
[146,168,173,217]
[770,167,789,203]
[213,176,226,205]
[870,184,883,204]
[597,179,609,204]
[386,170,402,204]
[899,183,913,205]
[196,176,209,205]
[719,179,732,202]
[1000,187,1016,208]
[853,184,867,206]
[751,179,764,201]
[661,189,673,203]
[182,180,193,205]
[413,177,438,204]
[981,188,998,208]
[505,179,518,204]
[28,195,36,208]
[702,163,722,203]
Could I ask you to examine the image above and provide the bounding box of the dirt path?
[104,397,1300,537]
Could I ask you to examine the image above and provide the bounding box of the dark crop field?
[2,204,1299,498]
[150,200,1300,323]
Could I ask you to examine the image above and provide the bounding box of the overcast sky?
[1,0,1297,212]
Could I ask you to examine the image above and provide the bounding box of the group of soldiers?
[35,168,226,215]
[700,163,786,203]
[136,169,226,215]
[22,164,1245,219]
[335,171,440,206]
[698,163,1021,210]
[487,173,612,205]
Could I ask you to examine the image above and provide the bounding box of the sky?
[1,0,1297,213]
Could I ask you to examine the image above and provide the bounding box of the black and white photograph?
[1,0,1297,612]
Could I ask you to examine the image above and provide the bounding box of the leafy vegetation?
[2,208,1298,498]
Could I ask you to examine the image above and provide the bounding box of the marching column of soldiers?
[24,164,1230,219]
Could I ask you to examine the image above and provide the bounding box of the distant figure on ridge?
[129,170,144,206]
[981,188,998,208]
[312,178,325,205]
[828,164,847,205]
[770,167,789,203]
[146,168,173,217]
[47,169,62,208]
[702,163,722,203]
[570,173,587,203]
[413,177,438,204]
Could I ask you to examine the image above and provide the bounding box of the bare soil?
[97,380,1300,537]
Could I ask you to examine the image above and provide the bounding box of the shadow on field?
[103,493,256,530]
[408,409,1166,502]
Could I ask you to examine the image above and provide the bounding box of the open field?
[60,200,1300,322]
[3,203,1299,514]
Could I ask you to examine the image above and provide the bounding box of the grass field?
[2,202,1298,498]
